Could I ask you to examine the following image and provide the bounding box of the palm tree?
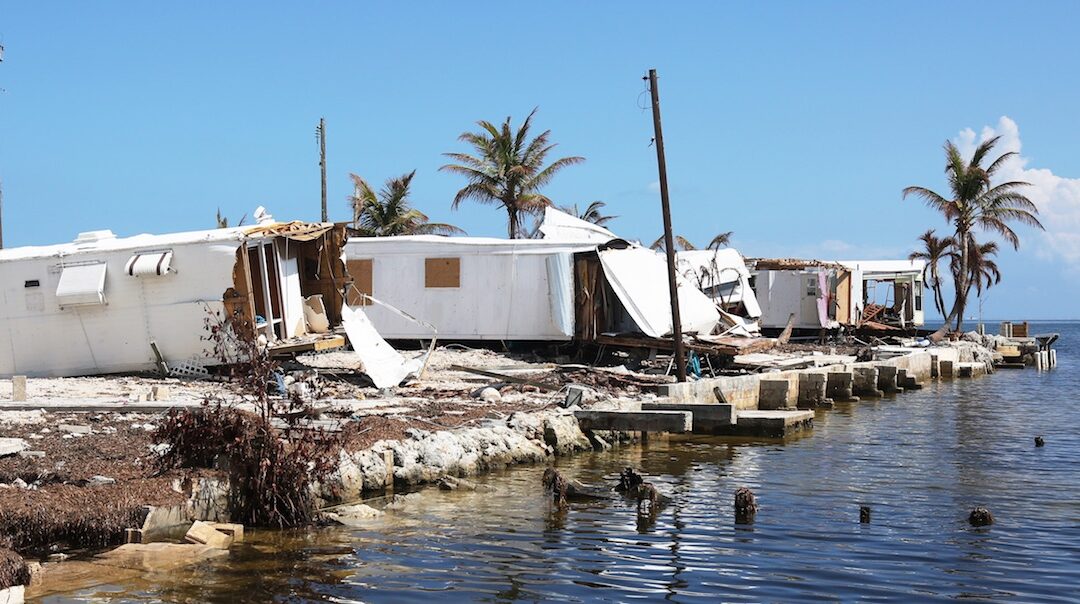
[955,238,1002,297]
[441,108,584,238]
[707,231,734,250]
[349,171,464,237]
[902,136,1043,330]
[650,235,697,252]
[561,201,617,227]
[650,231,733,253]
[908,229,957,319]
[215,208,246,229]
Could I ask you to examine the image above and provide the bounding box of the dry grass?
[0,478,186,555]
[0,548,29,590]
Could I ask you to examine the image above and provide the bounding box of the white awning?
[125,250,173,277]
[56,262,107,307]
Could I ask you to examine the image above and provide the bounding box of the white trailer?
[0,217,352,377]
[750,258,925,331]
[343,210,721,342]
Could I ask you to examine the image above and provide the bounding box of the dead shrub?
[0,548,30,589]
[155,311,340,528]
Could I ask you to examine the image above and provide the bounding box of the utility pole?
[647,68,687,382]
[317,118,328,222]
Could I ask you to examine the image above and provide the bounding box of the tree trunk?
[949,232,972,332]
[507,205,518,239]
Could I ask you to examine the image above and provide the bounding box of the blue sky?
[2,1,1079,319]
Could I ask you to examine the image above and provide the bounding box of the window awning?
[125,251,173,277]
[56,262,107,307]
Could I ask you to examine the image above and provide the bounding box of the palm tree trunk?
[507,206,518,239]
[950,231,972,332]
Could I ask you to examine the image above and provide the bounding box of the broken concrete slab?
[716,410,814,438]
[574,410,692,433]
[0,437,29,458]
[58,424,91,435]
[139,504,188,536]
[207,522,244,543]
[17,450,45,459]
[183,521,233,549]
[94,542,229,572]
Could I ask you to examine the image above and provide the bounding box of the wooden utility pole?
[647,68,687,382]
[317,118,328,222]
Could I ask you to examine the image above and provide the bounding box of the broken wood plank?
[448,364,562,392]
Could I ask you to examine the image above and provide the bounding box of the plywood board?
[836,270,851,324]
[424,257,460,288]
[346,258,373,305]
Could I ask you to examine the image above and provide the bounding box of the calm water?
[45,322,1080,603]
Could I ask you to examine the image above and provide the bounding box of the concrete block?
[897,368,921,390]
[797,373,831,409]
[758,379,793,410]
[151,385,171,401]
[641,402,734,432]
[826,371,857,402]
[140,504,188,535]
[853,366,884,398]
[12,375,26,402]
[877,365,900,393]
[59,424,91,435]
[930,354,940,378]
[207,522,244,543]
[18,450,45,459]
[939,360,955,378]
[183,520,233,549]
[574,410,692,433]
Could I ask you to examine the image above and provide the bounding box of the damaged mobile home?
[0,210,369,379]
[748,257,926,333]
[344,208,755,351]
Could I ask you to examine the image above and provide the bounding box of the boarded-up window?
[424,257,460,288]
[346,258,373,305]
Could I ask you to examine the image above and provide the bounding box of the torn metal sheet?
[598,247,719,338]
[341,304,422,389]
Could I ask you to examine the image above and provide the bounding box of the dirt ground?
[0,346,678,558]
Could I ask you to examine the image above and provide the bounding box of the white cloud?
[954,116,1080,268]
[820,239,854,253]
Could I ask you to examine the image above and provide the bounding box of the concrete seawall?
[656,345,990,410]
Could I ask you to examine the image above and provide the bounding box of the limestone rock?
[0,438,28,458]
[542,414,591,455]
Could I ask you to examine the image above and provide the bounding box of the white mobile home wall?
[0,228,250,377]
[344,237,597,341]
